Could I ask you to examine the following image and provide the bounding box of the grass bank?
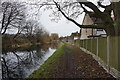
[29,42,66,78]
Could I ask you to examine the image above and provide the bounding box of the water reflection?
[2,43,59,79]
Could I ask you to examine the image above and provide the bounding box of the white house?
[80,13,106,40]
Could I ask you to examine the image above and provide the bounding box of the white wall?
[81,14,96,39]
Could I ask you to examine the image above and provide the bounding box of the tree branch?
[1,4,8,33]
[79,1,114,27]
[79,3,91,14]
[53,0,104,29]
[80,2,102,14]
[2,7,13,35]
[98,2,112,15]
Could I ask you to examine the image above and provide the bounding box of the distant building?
[71,31,81,40]
[59,36,67,42]
[59,31,81,42]
[81,13,106,39]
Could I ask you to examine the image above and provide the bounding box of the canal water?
[1,43,58,79]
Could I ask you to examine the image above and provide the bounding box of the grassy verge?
[28,42,66,78]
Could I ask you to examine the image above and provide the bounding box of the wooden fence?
[75,36,120,78]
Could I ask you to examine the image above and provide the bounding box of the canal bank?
[29,43,114,78]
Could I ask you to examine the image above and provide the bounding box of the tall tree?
[0,1,26,35]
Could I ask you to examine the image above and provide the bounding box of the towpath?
[29,43,114,79]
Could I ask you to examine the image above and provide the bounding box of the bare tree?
[12,21,26,39]
[23,20,36,43]
[0,1,26,35]
[34,27,45,43]
[23,20,48,44]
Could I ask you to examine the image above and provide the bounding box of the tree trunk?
[112,2,120,72]
[112,2,120,36]
[104,25,115,36]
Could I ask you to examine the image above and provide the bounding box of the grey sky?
[39,10,84,37]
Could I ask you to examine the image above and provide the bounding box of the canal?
[1,43,58,79]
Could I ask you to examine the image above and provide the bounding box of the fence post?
[86,39,87,51]
[118,36,120,75]
[97,38,98,57]
[116,36,119,77]
[0,34,2,80]
[107,36,110,72]
[83,40,84,48]
[91,39,92,52]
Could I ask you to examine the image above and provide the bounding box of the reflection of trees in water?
[2,46,49,79]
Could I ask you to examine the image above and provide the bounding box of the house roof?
[71,32,81,36]
[83,11,115,25]
[83,12,104,24]
[90,17,103,24]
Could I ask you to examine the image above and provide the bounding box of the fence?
[75,36,120,77]
[0,35,2,80]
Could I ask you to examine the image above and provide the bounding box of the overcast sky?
[39,10,84,37]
